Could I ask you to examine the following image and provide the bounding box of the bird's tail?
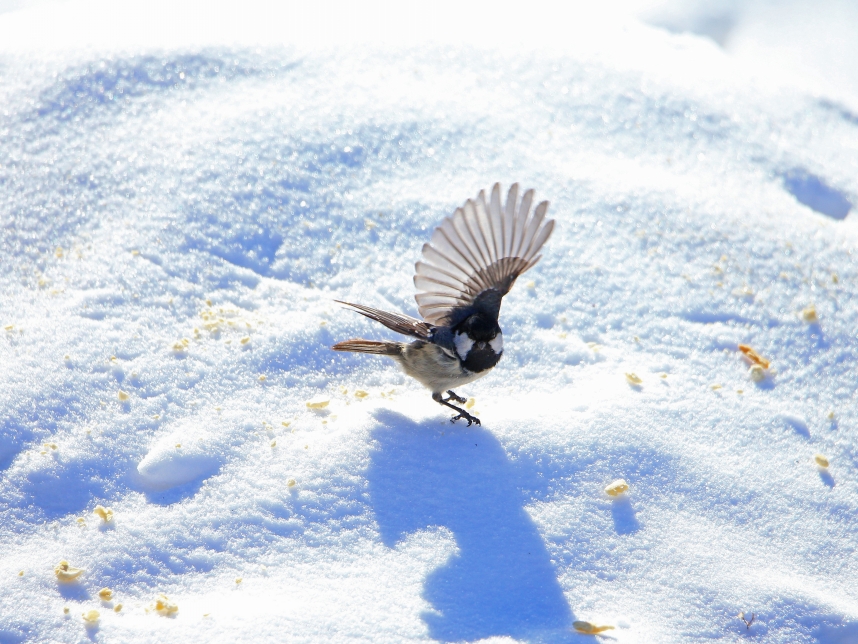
[332,339,402,355]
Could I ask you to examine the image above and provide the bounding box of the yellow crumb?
[258,375,267,382]
[287,479,296,487]
[605,479,629,497]
[117,390,130,401]
[573,621,615,634]
[44,442,57,450]
[832,273,839,283]
[270,440,277,447]
[64,354,70,360]
[306,395,330,409]
[710,384,722,390]
[526,280,536,289]
[828,411,835,420]
[815,454,829,468]
[625,372,642,386]
[281,421,291,427]
[660,373,667,378]
[175,443,181,449]
[18,570,23,576]
[738,344,770,369]
[172,341,188,352]
[240,336,250,344]
[114,604,123,612]
[63,607,70,614]
[354,390,369,399]
[801,305,818,323]
[55,247,64,258]
[736,389,744,394]
[153,594,179,615]
[93,505,114,523]
[76,517,86,524]
[82,610,100,624]
[55,560,84,582]
[4,324,14,331]
[749,364,766,382]
[98,588,113,601]
[465,398,476,409]
[235,577,242,584]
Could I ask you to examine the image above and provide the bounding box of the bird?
[332,183,555,426]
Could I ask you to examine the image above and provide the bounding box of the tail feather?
[332,339,402,356]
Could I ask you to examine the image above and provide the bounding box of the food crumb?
[749,364,766,382]
[815,454,829,468]
[625,372,642,386]
[258,375,266,382]
[235,577,242,585]
[827,411,835,420]
[55,560,84,582]
[98,587,113,601]
[18,570,23,576]
[270,440,277,447]
[114,604,123,612]
[465,397,476,409]
[354,390,369,399]
[93,505,114,523]
[738,344,770,369]
[152,594,179,615]
[605,479,629,497]
[240,336,250,344]
[801,305,818,323]
[710,384,722,390]
[573,621,615,634]
[281,421,291,427]
[306,395,330,409]
[287,479,296,487]
[117,390,130,401]
[63,607,70,614]
[737,389,744,394]
[82,610,100,625]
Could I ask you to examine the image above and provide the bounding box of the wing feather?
[414,183,555,325]
[336,301,433,339]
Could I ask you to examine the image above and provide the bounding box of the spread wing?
[335,301,434,340]
[413,183,554,325]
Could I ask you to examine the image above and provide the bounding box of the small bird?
[332,183,555,426]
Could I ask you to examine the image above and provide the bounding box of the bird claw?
[443,390,467,404]
[450,411,480,427]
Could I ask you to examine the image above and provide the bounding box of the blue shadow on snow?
[367,410,574,642]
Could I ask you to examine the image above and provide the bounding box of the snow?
[1,1,858,643]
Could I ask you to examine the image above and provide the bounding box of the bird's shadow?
[367,410,575,642]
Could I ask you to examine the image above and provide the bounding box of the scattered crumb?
[93,505,114,523]
[152,594,179,615]
[710,384,722,390]
[573,621,615,634]
[731,285,754,298]
[172,338,190,353]
[827,411,835,420]
[832,273,839,283]
[625,372,642,386]
[117,390,130,401]
[235,577,242,584]
[605,479,629,497]
[281,421,291,427]
[98,587,113,601]
[801,305,818,323]
[737,389,744,394]
[526,280,536,289]
[55,560,84,582]
[64,354,70,360]
[465,397,476,409]
[306,395,330,409]
[270,440,277,447]
[76,517,86,524]
[240,336,250,344]
[749,364,766,382]
[660,373,667,378]
[738,344,770,369]
[114,604,123,612]
[18,570,23,576]
[354,390,369,399]
[258,375,267,382]
[815,454,829,468]
[44,442,57,450]
[82,610,100,625]
[55,246,64,258]
[287,479,297,487]
[63,607,70,614]
[175,443,182,449]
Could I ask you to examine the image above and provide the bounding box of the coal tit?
[333,183,554,426]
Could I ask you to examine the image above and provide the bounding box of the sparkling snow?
[1,2,857,643]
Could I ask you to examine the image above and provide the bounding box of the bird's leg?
[432,392,481,427]
[442,390,467,404]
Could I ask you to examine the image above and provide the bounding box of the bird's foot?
[449,409,481,427]
[432,392,481,427]
[443,390,467,404]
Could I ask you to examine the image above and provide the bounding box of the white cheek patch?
[454,332,474,360]
[489,332,503,354]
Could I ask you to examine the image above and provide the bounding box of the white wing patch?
[413,183,555,325]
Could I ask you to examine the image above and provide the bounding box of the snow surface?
[2,2,858,643]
